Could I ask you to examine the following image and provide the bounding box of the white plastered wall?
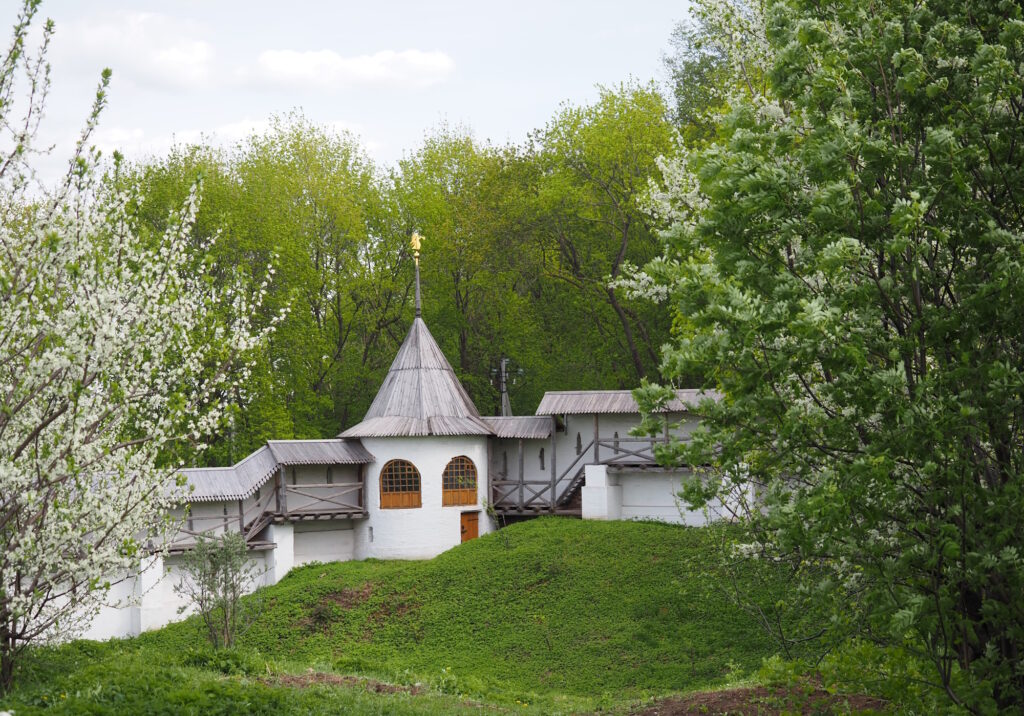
[82,500,284,641]
[582,465,728,526]
[353,436,493,560]
[293,518,356,565]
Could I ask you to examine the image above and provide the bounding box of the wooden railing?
[166,470,367,552]
[492,439,596,511]
[243,487,277,542]
[282,482,364,515]
[492,434,683,513]
[595,437,666,465]
[166,513,239,552]
[491,478,556,510]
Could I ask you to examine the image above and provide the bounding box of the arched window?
[539,447,545,471]
[442,456,477,506]
[380,459,421,509]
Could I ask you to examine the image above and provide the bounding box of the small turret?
[340,233,492,438]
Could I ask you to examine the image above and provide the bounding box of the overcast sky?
[25,1,689,180]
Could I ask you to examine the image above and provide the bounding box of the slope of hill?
[1,519,805,714]
[151,518,787,699]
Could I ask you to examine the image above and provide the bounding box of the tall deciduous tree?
[0,0,272,692]
[129,116,410,465]
[532,81,676,386]
[640,0,1024,709]
[392,128,545,413]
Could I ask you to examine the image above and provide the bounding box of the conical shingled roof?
[339,317,493,438]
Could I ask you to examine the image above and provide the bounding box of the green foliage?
[647,0,1024,710]
[181,647,262,676]
[531,81,676,387]
[663,20,730,141]
[0,641,491,715]
[817,641,968,715]
[122,92,676,463]
[125,115,407,466]
[391,128,546,413]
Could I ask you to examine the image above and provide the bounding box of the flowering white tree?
[0,2,275,692]
[635,0,1024,710]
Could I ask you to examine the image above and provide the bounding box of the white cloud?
[252,48,456,89]
[56,13,215,90]
[90,117,379,163]
[52,14,453,94]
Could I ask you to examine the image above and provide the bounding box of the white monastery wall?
[82,549,274,640]
[294,519,356,565]
[80,571,138,641]
[582,464,728,526]
[353,436,493,560]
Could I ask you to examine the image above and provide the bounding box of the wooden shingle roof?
[340,317,492,438]
[482,416,553,439]
[535,389,720,416]
[180,439,374,502]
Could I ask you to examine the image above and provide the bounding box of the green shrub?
[182,647,262,676]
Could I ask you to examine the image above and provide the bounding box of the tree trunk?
[605,286,645,379]
[1,621,14,695]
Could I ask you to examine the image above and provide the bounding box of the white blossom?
[0,179,276,664]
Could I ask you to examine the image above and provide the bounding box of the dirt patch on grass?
[636,686,888,715]
[370,596,415,622]
[299,583,375,633]
[268,671,422,695]
[326,583,374,608]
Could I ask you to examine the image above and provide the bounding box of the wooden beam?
[594,414,600,463]
[486,437,493,507]
[357,463,365,511]
[517,438,525,510]
[237,499,244,531]
[549,416,557,513]
[276,466,288,514]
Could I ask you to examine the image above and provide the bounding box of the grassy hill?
[1,519,805,715]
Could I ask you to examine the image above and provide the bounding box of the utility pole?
[499,357,513,417]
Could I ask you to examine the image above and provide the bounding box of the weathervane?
[411,232,423,317]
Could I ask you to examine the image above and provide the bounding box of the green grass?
[1,518,798,714]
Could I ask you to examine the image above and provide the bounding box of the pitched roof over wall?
[267,439,374,465]
[180,439,374,502]
[482,416,553,440]
[340,317,493,438]
[535,389,720,416]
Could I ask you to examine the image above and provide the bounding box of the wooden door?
[460,511,479,542]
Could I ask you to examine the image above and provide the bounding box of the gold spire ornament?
[411,232,423,317]
[411,232,422,265]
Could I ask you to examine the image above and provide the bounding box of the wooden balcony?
[165,465,367,553]
[490,434,677,516]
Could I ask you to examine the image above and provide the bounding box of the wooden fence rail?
[166,473,367,552]
[492,434,692,513]
[282,482,364,514]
